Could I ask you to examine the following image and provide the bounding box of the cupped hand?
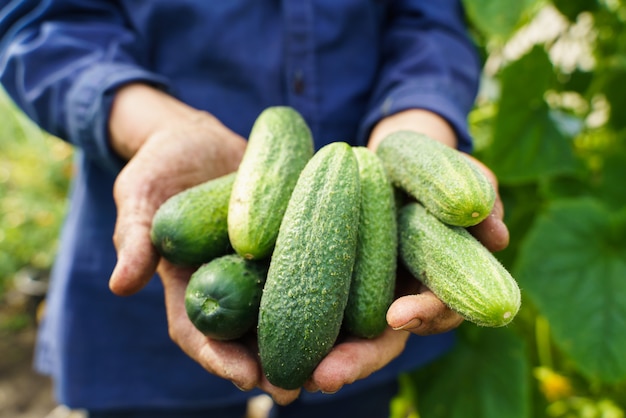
[386,153,509,334]
[368,109,509,334]
[108,111,245,295]
[105,84,298,399]
[105,85,303,404]
[159,259,301,404]
[303,326,409,395]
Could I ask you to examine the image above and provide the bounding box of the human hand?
[108,84,246,294]
[302,326,409,395]
[158,259,302,404]
[105,84,297,400]
[369,109,509,335]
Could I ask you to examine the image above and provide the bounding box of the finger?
[258,376,301,406]
[109,167,161,296]
[468,206,510,252]
[463,154,510,252]
[386,289,464,336]
[159,260,261,391]
[305,328,409,395]
[109,207,160,296]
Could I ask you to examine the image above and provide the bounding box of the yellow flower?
[534,367,573,402]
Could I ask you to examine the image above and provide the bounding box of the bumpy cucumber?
[258,142,361,390]
[228,106,313,260]
[150,172,235,266]
[376,130,495,227]
[398,202,520,327]
[185,254,268,340]
[344,147,397,339]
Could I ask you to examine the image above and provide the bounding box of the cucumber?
[258,142,361,390]
[228,106,314,260]
[376,130,496,227]
[184,254,268,340]
[344,147,397,339]
[150,172,235,266]
[398,202,521,327]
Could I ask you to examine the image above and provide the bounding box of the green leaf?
[514,198,626,383]
[497,183,545,269]
[483,46,579,184]
[551,0,599,22]
[462,0,538,40]
[600,69,626,131]
[412,325,530,418]
[592,149,626,209]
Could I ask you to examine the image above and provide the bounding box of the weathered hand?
[367,109,509,335]
[158,259,302,404]
[386,153,509,335]
[108,112,245,295]
[105,85,306,404]
[303,326,410,395]
[102,84,308,400]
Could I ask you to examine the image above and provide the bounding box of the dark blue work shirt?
[0,0,480,410]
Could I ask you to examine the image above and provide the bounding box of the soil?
[0,288,271,418]
[0,323,57,418]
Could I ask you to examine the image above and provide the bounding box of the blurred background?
[2,0,626,417]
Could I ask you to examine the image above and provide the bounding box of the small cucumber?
[151,172,235,266]
[398,202,521,327]
[228,106,314,260]
[344,147,397,339]
[185,254,268,340]
[376,130,495,227]
[258,142,360,390]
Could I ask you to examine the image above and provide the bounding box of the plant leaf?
[514,197,626,383]
[412,325,530,418]
[483,46,579,184]
[462,0,537,40]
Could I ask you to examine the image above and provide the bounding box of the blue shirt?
[0,0,480,410]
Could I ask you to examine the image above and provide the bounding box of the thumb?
[109,168,161,296]
[109,215,159,296]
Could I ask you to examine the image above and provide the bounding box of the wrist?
[108,83,204,160]
[368,109,458,151]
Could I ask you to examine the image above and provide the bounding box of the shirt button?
[293,71,305,95]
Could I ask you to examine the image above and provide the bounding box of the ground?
[0,288,272,418]
[0,325,58,418]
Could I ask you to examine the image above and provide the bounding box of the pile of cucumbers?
[150,106,521,390]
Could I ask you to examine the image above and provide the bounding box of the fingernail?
[393,318,421,331]
[321,388,340,395]
[233,382,248,392]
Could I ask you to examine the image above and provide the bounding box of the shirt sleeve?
[358,0,481,152]
[0,1,171,173]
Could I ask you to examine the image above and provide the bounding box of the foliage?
[405,1,626,417]
[0,90,72,295]
[2,2,626,415]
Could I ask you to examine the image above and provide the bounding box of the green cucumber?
[376,130,496,227]
[258,142,361,390]
[184,254,268,340]
[398,202,521,327]
[228,106,314,260]
[150,172,235,266]
[344,147,397,339]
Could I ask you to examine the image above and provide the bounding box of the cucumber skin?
[150,172,235,266]
[258,142,360,390]
[376,130,496,227]
[228,106,313,260]
[398,203,521,327]
[344,147,397,339]
[184,254,268,340]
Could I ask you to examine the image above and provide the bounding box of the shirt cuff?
[358,78,475,153]
[65,63,171,174]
